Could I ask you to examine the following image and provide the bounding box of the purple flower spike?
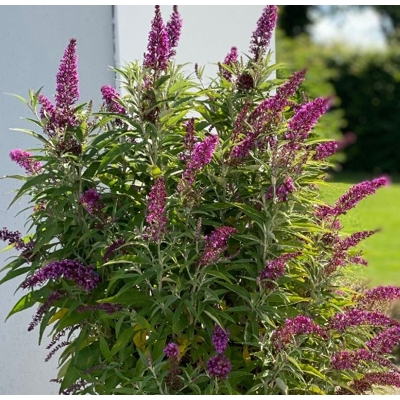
[367,325,400,354]
[329,309,398,332]
[316,177,390,220]
[101,85,126,115]
[212,325,230,354]
[249,5,278,61]
[207,354,232,379]
[10,149,41,174]
[200,226,237,265]
[21,259,100,291]
[55,38,79,109]
[38,94,56,120]
[286,97,330,142]
[357,286,400,310]
[144,5,170,71]
[145,177,168,241]
[80,189,105,216]
[313,141,338,160]
[222,46,238,80]
[164,342,179,358]
[273,315,327,351]
[166,5,182,58]
[258,252,301,288]
[331,349,394,371]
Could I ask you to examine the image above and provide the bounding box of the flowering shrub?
[2,5,400,395]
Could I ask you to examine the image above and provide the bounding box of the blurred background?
[276,5,400,287]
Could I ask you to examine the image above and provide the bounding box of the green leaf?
[298,363,328,381]
[110,326,135,357]
[275,377,288,395]
[6,292,36,320]
[0,266,31,285]
[9,173,51,208]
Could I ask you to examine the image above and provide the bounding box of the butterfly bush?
[2,5,400,395]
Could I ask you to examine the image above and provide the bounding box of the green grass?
[319,174,400,287]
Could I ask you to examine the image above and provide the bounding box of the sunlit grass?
[319,174,400,287]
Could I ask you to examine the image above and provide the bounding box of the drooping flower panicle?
[339,372,400,394]
[329,309,398,332]
[313,141,338,160]
[316,177,390,220]
[331,348,394,371]
[366,325,400,354]
[357,286,400,310]
[286,97,330,141]
[10,149,41,174]
[21,259,100,291]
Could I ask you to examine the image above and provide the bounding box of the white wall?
[0,6,115,395]
[0,5,273,394]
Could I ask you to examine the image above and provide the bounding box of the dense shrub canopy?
[1,5,400,395]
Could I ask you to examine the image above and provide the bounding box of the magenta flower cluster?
[21,259,100,291]
[266,176,296,202]
[329,309,398,332]
[28,291,63,332]
[316,177,390,221]
[313,141,338,160]
[164,342,179,359]
[366,325,400,354]
[38,38,80,134]
[144,6,182,71]
[251,69,306,119]
[212,324,230,354]
[101,85,126,115]
[286,97,330,141]
[249,5,278,61]
[273,315,327,351]
[145,177,167,241]
[200,226,237,265]
[103,238,126,261]
[166,5,182,58]
[80,189,105,216]
[231,70,306,159]
[0,227,25,250]
[181,134,218,187]
[258,251,301,288]
[357,286,400,309]
[221,47,238,81]
[331,348,394,371]
[9,149,41,174]
[77,303,123,315]
[180,118,197,162]
[207,354,231,380]
[341,372,400,394]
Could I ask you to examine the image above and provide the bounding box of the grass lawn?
[318,173,400,287]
